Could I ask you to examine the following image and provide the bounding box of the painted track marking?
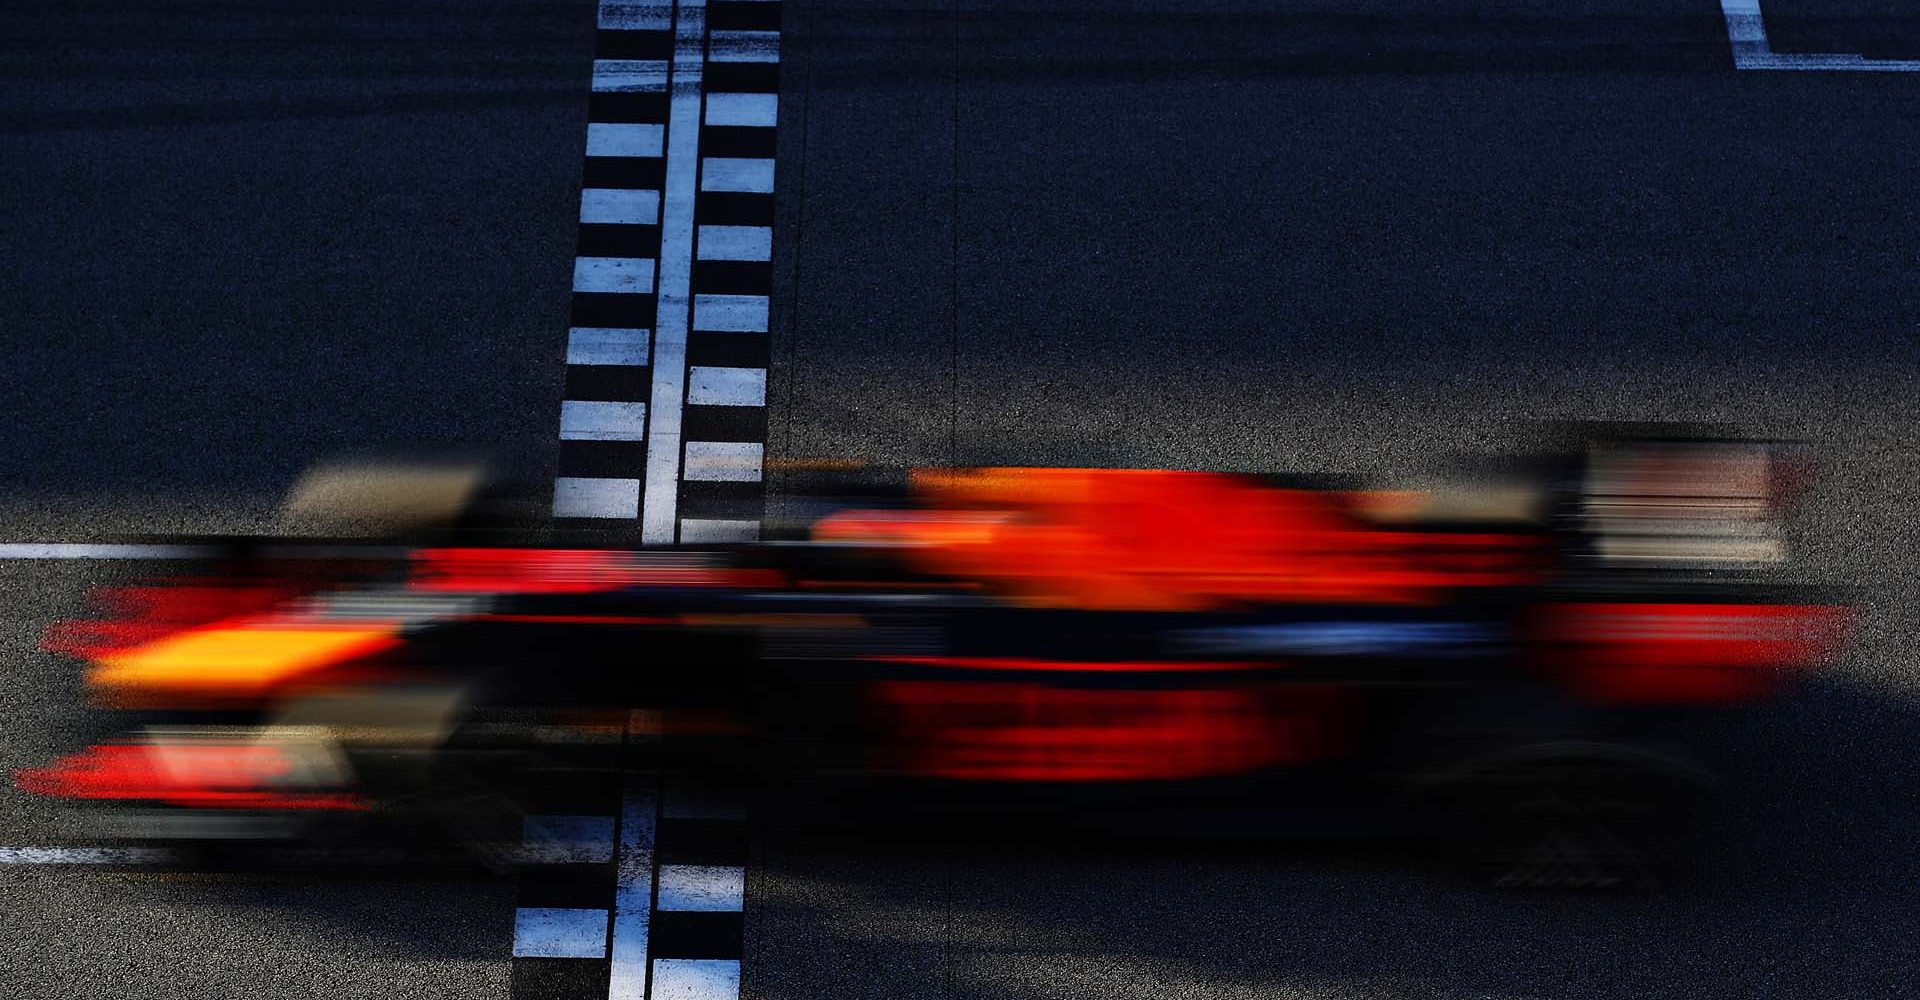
[1721,0,1920,71]
[638,0,708,542]
[0,847,176,864]
[0,543,215,559]
[554,0,781,538]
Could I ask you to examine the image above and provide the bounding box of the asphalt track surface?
[6,0,1920,997]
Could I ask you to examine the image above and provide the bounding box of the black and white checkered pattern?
[554,0,781,544]
[510,713,750,1000]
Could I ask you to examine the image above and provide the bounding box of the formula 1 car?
[14,428,1850,887]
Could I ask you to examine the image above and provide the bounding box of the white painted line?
[0,543,215,560]
[568,327,651,366]
[1720,0,1920,71]
[687,366,766,406]
[1720,0,1769,64]
[581,188,662,225]
[574,257,657,294]
[704,93,777,127]
[512,907,609,959]
[709,30,779,64]
[651,959,741,1000]
[657,864,746,911]
[518,814,617,865]
[561,400,650,442]
[593,59,672,92]
[679,518,760,543]
[683,442,763,483]
[640,0,708,545]
[0,544,428,562]
[0,846,176,864]
[599,1,672,30]
[697,225,772,261]
[587,123,666,158]
[701,157,774,193]
[553,477,641,518]
[692,294,768,332]
[608,774,660,1000]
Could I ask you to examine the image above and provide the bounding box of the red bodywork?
[14,741,366,811]
[1535,603,1852,703]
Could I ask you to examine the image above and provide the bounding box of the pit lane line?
[1721,0,1920,70]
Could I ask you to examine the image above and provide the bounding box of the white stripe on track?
[683,442,763,483]
[678,518,759,542]
[1721,0,1920,71]
[639,0,708,544]
[569,327,653,366]
[708,30,779,64]
[703,93,776,127]
[600,1,673,30]
[587,123,667,158]
[582,188,663,225]
[0,543,215,560]
[561,400,651,442]
[554,476,643,518]
[657,864,745,911]
[696,225,772,262]
[512,906,611,959]
[700,158,774,193]
[0,846,176,865]
[593,59,672,92]
[691,294,768,333]
[575,257,658,294]
[609,773,661,1000]
[650,959,740,1000]
[687,366,767,406]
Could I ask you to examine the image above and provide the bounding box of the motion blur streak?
[87,627,401,706]
[818,469,1546,610]
[9,429,1858,888]
[871,655,1279,674]
[1537,603,1853,703]
[15,738,366,811]
[408,547,781,593]
[874,681,1340,781]
[42,584,307,660]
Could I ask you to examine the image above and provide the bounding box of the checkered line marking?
[511,715,749,1000]
[554,0,782,544]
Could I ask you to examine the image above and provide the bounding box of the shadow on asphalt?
[738,672,1920,998]
[93,670,1920,994]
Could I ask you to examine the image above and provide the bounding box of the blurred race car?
[14,428,1850,887]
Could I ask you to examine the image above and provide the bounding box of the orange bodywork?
[816,468,1542,611]
[85,621,402,708]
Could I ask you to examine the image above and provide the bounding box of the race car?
[14,428,1851,886]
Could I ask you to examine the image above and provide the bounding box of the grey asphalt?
[8,0,1920,998]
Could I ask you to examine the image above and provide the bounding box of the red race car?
[17,428,1850,887]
